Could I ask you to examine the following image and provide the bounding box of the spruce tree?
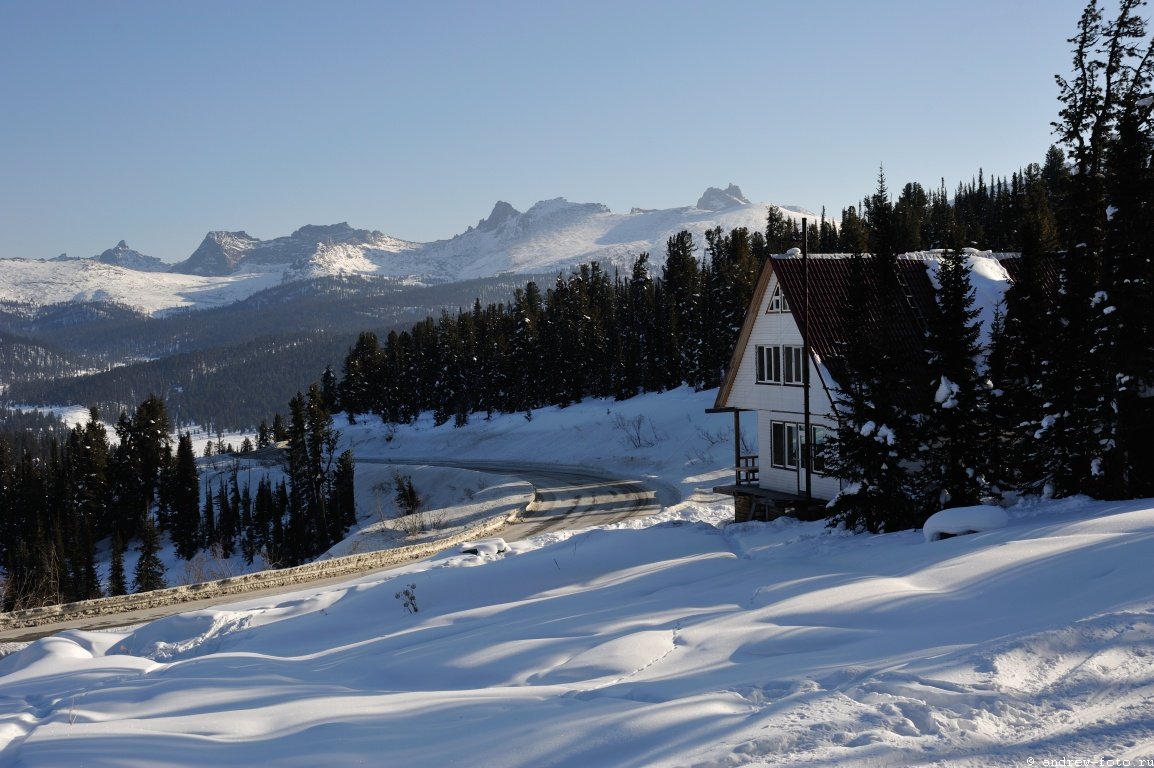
[168,433,201,560]
[1036,0,1153,498]
[108,531,127,596]
[133,515,167,593]
[922,250,989,508]
[660,231,700,389]
[823,254,920,533]
[329,449,357,541]
[216,480,236,558]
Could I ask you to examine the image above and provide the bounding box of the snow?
[924,250,1013,351]
[4,387,1154,766]
[923,504,1009,541]
[935,375,961,408]
[459,537,508,556]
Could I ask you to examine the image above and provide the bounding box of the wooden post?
[733,409,742,485]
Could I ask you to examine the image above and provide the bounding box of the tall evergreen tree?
[661,231,701,389]
[1036,0,1153,498]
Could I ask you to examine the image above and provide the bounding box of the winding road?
[0,459,676,645]
[358,457,678,540]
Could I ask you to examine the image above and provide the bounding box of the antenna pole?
[802,218,812,504]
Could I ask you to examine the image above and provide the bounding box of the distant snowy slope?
[385,185,805,281]
[171,222,421,277]
[0,257,283,316]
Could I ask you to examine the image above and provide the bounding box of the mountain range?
[1,186,810,316]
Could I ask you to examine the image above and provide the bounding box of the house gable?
[714,262,803,412]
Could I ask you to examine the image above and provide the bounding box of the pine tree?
[339,331,380,422]
[216,480,236,558]
[256,420,273,449]
[69,407,111,537]
[200,482,216,549]
[893,182,928,252]
[825,171,927,531]
[661,231,701,389]
[764,205,796,252]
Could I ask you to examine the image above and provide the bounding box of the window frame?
[766,284,791,313]
[782,345,804,385]
[809,425,830,475]
[770,421,800,469]
[755,344,781,384]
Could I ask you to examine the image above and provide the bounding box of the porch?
[705,405,829,523]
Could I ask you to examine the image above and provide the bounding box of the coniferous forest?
[1,0,1150,608]
[0,386,354,610]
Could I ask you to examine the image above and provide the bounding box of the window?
[757,345,803,385]
[755,345,781,383]
[771,421,799,469]
[783,345,804,384]
[810,425,830,474]
[766,284,790,313]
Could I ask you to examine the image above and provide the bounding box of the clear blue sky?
[1,0,1091,263]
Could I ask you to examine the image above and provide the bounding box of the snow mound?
[460,537,509,556]
[923,504,1009,541]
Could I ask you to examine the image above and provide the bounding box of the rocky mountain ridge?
[2,186,812,314]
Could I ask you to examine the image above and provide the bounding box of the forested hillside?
[3,273,554,429]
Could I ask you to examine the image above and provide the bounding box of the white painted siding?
[725,273,836,419]
[725,274,804,412]
[756,411,842,500]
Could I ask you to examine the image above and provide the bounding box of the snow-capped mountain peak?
[474,201,520,233]
[94,240,169,272]
[695,183,751,211]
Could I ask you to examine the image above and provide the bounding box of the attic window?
[766,284,790,313]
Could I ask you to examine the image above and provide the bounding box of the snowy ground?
[3,388,1154,766]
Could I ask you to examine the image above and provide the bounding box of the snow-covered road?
[361,457,680,539]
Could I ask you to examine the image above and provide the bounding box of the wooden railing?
[736,454,759,485]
